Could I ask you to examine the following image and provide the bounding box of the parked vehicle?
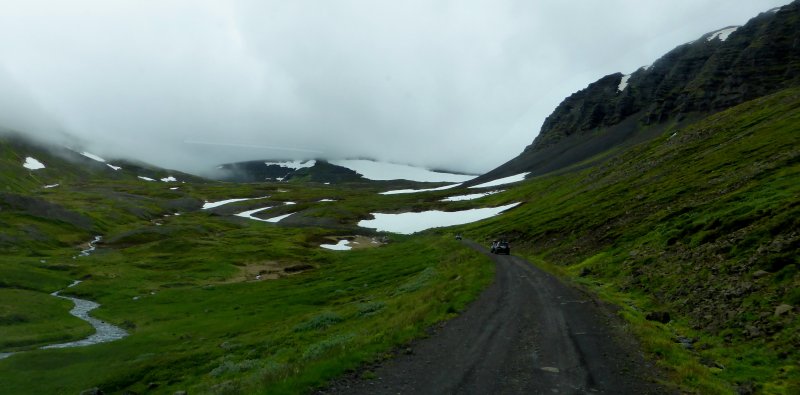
[490,239,510,255]
[493,241,510,255]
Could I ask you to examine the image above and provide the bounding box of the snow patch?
[202,196,269,210]
[707,26,739,42]
[264,160,316,170]
[331,159,474,182]
[380,183,461,195]
[320,240,352,251]
[359,202,520,234]
[23,157,45,170]
[618,74,631,91]
[264,212,294,223]
[160,176,177,182]
[469,173,529,189]
[106,164,121,171]
[441,190,503,202]
[81,152,106,162]
[44,184,60,189]
[768,6,782,13]
[234,206,274,222]
[138,176,155,182]
[318,199,336,202]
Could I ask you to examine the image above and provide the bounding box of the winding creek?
[0,236,128,360]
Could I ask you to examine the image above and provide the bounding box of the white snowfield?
[161,176,177,182]
[265,160,316,170]
[331,159,475,182]
[707,26,739,42]
[469,172,530,189]
[441,190,503,202]
[318,199,337,202]
[380,183,462,195]
[44,184,60,189]
[618,74,631,91]
[81,152,106,162]
[106,164,122,171]
[234,206,274,222]
[264,212,294,223]
[138,176,155,181]
[359,202,520,234]
[320,239,352,251]
[23,157,45,170]
[202,196,269,210]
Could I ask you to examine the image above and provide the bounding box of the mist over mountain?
[477,2,800,183]
[0,0,789,176]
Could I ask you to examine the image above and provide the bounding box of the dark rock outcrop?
[215,160,362,183]
[476,2,800,183]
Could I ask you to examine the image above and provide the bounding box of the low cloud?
[0,0,789,175]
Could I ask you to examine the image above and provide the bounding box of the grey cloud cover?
[0,0,789,175]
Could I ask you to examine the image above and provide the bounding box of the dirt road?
[320,240,669,394]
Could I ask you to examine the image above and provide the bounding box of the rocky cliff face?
[477,2,800,183]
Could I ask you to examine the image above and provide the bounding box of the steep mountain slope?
[476,1,800,184]
[463,87,800,393]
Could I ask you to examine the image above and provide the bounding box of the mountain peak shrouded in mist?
[474,0,800,184]
[0,1,790,176]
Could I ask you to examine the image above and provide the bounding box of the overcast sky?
[0,0,789,175]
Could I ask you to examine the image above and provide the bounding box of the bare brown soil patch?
[224,261,313,283]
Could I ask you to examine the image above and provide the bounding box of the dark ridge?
[473,1,800,184]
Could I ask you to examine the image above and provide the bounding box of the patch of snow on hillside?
[235,206,274,222]
[768,7,782,13]
[264,160,316,170]
[170,187,179,190]
[23,157,45,170]
[330,160,474,182]
[707,26,739,42]
[44,184,60,189]
[318,199,336,202]
[359,202,520,234]
[202,196,269,210]
[469,173,529,189]
[380,183,461,195]
[106,164,121,171]
[321,240,352,251]
[265,212,294,223]
[81,152,106,162]
[161,176,177,182]
[618,74,631,91]
[442,190,503,202]
[138,176,155,182]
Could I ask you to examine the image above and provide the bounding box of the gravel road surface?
[320,240,670,394]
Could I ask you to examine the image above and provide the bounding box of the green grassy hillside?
[0,138,496,394]
[462,87,800,394]
[1,88,798,394]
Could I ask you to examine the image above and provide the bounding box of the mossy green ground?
[463,88,800,394]
[2,88,799,394]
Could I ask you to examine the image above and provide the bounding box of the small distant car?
[492,241,510,255]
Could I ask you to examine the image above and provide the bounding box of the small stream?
[0,236,128,360]
[40,280,128,349]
